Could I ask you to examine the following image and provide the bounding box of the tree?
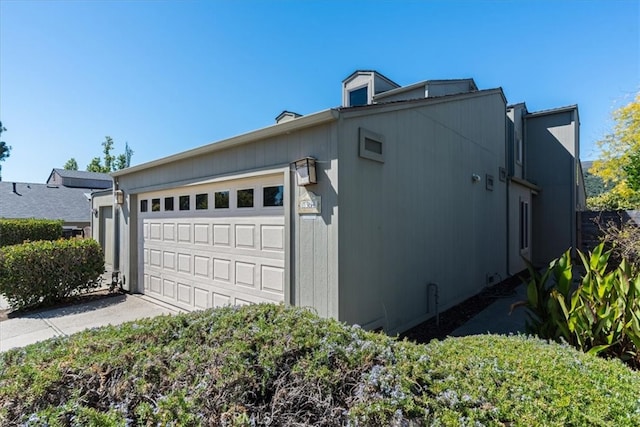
[115,142,134,170]
[0,121,11,181]
[77,136,133,173]
[588,93,640,210]
[63,158,79,171]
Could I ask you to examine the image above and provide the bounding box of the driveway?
[0,294,181,352]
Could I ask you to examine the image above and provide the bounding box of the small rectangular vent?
[359,128,385,163]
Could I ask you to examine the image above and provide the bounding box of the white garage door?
[139,174,286,311]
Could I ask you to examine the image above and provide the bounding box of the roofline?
[374,78,478,101]
[341,70,400,88]
[341,88,507,115]
[525,104,578,118]
[113,109,339,178]
[507,102,527,110]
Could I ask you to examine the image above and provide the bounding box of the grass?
[1,303,639,426]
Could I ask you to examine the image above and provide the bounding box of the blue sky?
[0,0,638,183]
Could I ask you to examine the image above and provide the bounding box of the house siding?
[337,92,508,334]
[525,109,579,265]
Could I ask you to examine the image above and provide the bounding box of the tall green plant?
[518,243,640,368]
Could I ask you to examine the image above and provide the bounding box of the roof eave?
[113,109,339,178]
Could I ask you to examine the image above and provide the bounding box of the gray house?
[1,169,113,237]
[94,71,584,334]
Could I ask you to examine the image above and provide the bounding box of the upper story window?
[349,86,368,107]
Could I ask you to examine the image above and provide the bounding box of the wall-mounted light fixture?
[293,157,317,186]
[471,174,481,183]
[114,189,124,205]
[92,208,99,217]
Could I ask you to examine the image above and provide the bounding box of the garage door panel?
[140,176,285,311]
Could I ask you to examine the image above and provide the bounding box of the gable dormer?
[342,70,400,107]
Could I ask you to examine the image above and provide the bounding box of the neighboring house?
[47,168,112,190]
[0,181,93,236]
[96,70,584,334]
[1,169,113,238]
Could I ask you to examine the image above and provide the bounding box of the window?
[140,199,148,212]
[519,200,529,251]
[196,193,208,210]
[349,86,368,107]
[164,197,174,211]
[151,198,161,212]
[179,195,190,211]
[359,127,385,163]
[215,191,229,209]
[237,189,254,208]
[263,185,284,207]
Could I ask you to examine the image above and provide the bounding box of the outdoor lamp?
[294,157,317,186]
[115,189,124,205]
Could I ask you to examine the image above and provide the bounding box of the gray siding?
[115,123,340,319]
[337,92,508,334]
[525,109,579,265]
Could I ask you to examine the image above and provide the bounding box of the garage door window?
[263,186,284,207]
[237,189,254,208]
[215,191,229,209]
[196,193,208,210]
[164,197,174,211]
[179,195,190,211]
[152,198,161,212]
[140,200,148,212]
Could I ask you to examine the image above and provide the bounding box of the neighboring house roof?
[0,182,92,223]
[47,168,113,189]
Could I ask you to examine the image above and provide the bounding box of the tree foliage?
[0,121,11,181]
[81,136,134,173]
[588,93,640,210]
[63,158,79,171]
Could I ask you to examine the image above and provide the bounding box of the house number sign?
[298,191,321,214]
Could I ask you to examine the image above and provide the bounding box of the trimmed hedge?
[1,304,638,426]
[0,218,63,247]
[0,238,104,310]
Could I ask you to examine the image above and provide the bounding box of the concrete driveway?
[0,294,181,352]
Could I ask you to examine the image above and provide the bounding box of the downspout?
[505,111,510,276]
[112,180,121,289]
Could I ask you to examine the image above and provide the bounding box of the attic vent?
[276,111,302,124]
[359,128,385,163]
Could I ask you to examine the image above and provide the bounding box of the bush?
[0,218,63,247]
[519,243,640,369]
[1,304,638,426]
[0,238,104,310]
[596,214,640,265]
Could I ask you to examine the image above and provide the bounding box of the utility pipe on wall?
[427,282,440,327]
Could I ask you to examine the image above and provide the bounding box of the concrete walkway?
[1,283,530,352]
[0,294,181,352]
[451,283,529,336]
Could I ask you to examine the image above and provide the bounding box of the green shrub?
[0,218,63,247]
[1,304,638,426]
[520,243,640,368]
[0,238,104,310]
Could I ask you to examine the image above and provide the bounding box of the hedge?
[0,238,104,310]
[0,218,63,247]
[1,304,638,425]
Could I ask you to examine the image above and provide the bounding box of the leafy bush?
[519,243,640,368]
[0,218,63,247]
[0,238,104,310]
[1,304,638,426]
